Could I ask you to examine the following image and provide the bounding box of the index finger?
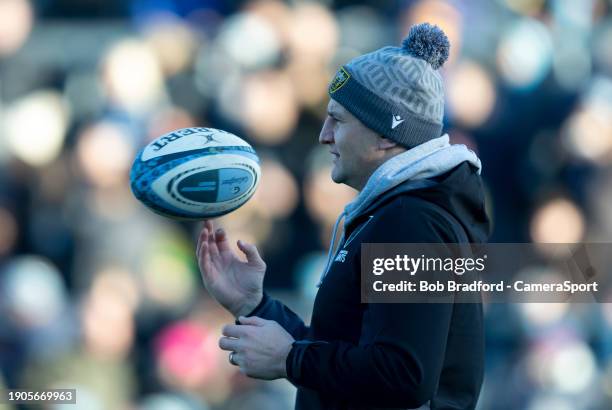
[205,219,214,233]
[196,222,211,259]
[222,324,249,338]
[196,223,206,254]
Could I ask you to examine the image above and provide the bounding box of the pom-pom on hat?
[402,22,450,69]
[328,23,450,148]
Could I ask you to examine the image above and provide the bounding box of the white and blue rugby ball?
[130,127,260,220]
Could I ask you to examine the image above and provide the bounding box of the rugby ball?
[130,127,260,220]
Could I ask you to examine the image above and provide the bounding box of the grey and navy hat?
[328,23,450,149]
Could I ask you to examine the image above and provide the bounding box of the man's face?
[319,99,382,190]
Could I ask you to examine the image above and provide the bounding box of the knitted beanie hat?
[328,23,450,148]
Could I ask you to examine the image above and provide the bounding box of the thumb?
[238,315,267,326]
[237,240,265,268]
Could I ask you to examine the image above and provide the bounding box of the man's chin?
[330,168,344,184]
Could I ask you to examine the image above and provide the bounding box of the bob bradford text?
[371,280,598,294]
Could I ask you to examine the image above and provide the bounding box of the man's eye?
[328,114,341,123]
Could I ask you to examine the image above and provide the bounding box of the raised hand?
[196,220,265,318]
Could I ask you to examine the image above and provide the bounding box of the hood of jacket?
[354,160,491,244]
[319,135,489,285]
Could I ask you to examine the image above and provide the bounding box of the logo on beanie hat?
[329,67,351,94]
[391,115,405,129]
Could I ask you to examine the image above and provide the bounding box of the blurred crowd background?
[1,0,612,409]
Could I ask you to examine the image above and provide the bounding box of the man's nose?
[319,117,334,144]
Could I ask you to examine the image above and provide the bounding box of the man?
[197,23,490,409]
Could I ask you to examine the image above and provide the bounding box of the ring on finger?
[229,351,238,366]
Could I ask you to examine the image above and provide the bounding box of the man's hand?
[197,220,266,318]
[219,316,295,380]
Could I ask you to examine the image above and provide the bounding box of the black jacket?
[249,161,490,409]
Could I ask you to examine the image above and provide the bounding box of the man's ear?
[377,136,398,150]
